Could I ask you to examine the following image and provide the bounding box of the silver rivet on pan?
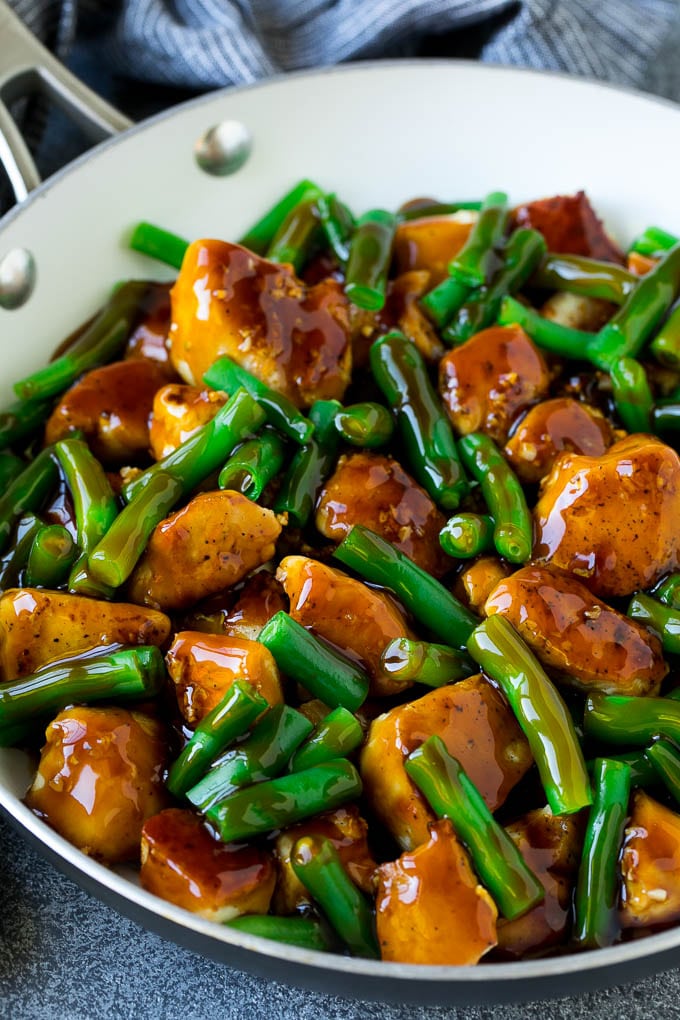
[194,120,253,176]
[0,247,36,310]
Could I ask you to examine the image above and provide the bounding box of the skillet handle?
[0,0,132,204]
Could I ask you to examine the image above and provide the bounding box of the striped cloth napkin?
[2,0,679,210]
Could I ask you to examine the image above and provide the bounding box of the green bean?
[333,525,478,649]
[122,388,266,502]
[498,295,595,359]
[55,438,118,552]
[218,428,286,499]
[186,705,313,812]
[583,692,680,746]
[129,221,189,269]
[468,615,592,815]
[0,513,43,589]
[203,357,313,446]
[609,357,653,433]
[587,241,680,370]
[273,399,340,528]
[25,524,77,588]
[0,447,58,556]
[207,759,362,841]
[316,193,354,266]
[448,191,508,288]
[334,402,394,449]
[630,226,677,258]
[258,611,369,712]
[587,749,657,789]
[439,513,494,559]
[380,638,474,688]
[458,433,532,564]
[652,573,680,610]
[13,281,151,402]
[405,736,544,920]
[166,679,268,798]
[0,398,53,449]
[266,197,322,272]
[645,738,680,806]
[573,758,631,949]
[345,209,397,311]
[650,302,680,368]
[290,835,379,958]
[289,707,363,771]
[398,199,483,219]
[420,276,470,330]
[88,471,184,588]
[532,253,636,304]
[0,453,25,491]
[370,330,468,510]
[628,592,680,654]
[225,915,330,951]
[0,646,166,747]
[443,228,547,344]
[653,403,680,433]
[238,180,323,255]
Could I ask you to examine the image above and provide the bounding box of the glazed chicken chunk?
[169,239,351,407]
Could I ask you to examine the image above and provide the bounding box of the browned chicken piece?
[628,251,656,276]
[540,292,615,332]
[505,397,615,484]
[316,451,451,579]
[485,566,667,697]
[512,192,625,263]
[140,808,275,921]
[277,555,413,697]
[26,706,167,863]
[360,675,532,851]
[439,325,550,444]
[381,271,445,362]
[127,490,282,610]
[455,556,511,615]
[0,588,170,681]
[392,214,474,286]
[494,807,585,960]
[169,240,351,408]
[534,435,680,598]
[124,282,174,366]
[376,819,498,965]
[149,383,228,460]
[273,805,376,915]
[222,571,288,642]
[45,359,170,466]
[620,791,680,929]
[166,631,282,725]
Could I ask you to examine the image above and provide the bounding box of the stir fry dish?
[5,182,680,965]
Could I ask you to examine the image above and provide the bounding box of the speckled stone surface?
[5,13,680,1018]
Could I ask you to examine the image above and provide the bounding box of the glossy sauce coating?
[124,282,173,365]
[316,451,451,578]
[494,806,585,959]
[128,490,282,610]
[169,240,351,407]
[455,556,511,615]
[45,360,171,465]
[26,706,167,862]
[273,804,376,914]
[620,791,680,929]
[534,435,680,597]
[439,325,550,444]
[485,565,667,697]
[166,631,282,725]
[360,675,532,851]
[392,215,473,286]
[149,383,228,460]
[505,397,615,484]
[0,587,170,680]
[140,807,275,921]
[277,555,413,697]
[376,819,497,965]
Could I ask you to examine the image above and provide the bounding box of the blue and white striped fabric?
[9,0,680,95]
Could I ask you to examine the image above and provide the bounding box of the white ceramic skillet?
[2,2,680,1006]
